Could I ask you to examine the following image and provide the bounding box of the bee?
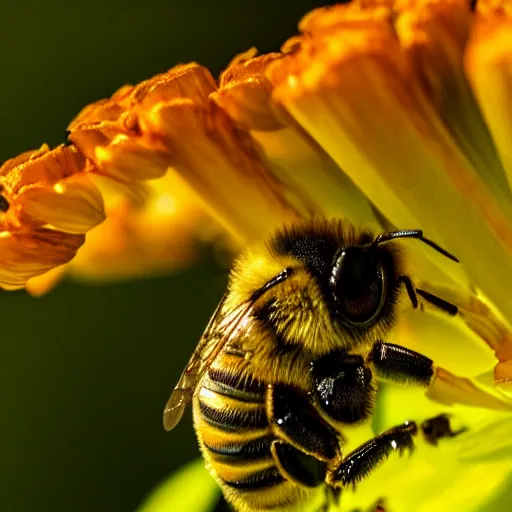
[164,219,463,512]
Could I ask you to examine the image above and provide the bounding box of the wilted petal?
[267,3,512,322]
[0,228,84,290]
[19,173,105,233]
[465,5,512,191]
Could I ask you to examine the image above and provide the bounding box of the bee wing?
[163,293,254,431]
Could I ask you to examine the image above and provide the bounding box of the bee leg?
[328,421,418,488]
[271,440,327,488]
[421,413,467,445]
[368,341,434,388]
[266,384,341,463]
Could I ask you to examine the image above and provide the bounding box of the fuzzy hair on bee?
[163,218,463,512]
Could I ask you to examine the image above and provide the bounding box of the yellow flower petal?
[138,459,219,512]
[0,144,104,288]
[465,6,512,191]
[0,228,84,290]
[396,0,510,207]
[406,280,512,394]
[19,173,105,234]
[426,367,512,411]
[25,264,67,297]
[0,144,105,231]
[214,48,285,131]
[362,383,512,512]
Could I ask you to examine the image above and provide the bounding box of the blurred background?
[0,1,331,511]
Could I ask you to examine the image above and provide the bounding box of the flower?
[131,1,512,511]
[0,143,104,289]
[1,0,512,510]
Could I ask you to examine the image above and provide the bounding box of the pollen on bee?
[0,231,12,239]
[390,440,398,450]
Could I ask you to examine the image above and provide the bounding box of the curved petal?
[465,7,512,191]
[0,228,84,290]
[18,173,105,234]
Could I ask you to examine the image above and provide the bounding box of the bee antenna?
[372,230,459,263]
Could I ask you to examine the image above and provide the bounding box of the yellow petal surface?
[465,7,512,192]
[396,0,511,208]
[348,383,512,512]
[0,228,84,290]
[18,173,105,234]
[214,48,286,131]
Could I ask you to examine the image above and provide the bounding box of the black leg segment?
[421,414,467,445]
[271,441,327,488]
[416,288,458,316]
[368,341,434,387]
[330,421,418,487]
[397,275,418,309]
[266,384,340,461]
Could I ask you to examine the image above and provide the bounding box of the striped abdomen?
[193,367,314,511]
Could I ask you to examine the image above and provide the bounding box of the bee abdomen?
[223,467,285,491]
[195,371,313,511]
[207,368,266,402]
[198,390,267,432]
[204,435,273,465]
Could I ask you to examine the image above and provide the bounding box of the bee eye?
[330,248,385,326]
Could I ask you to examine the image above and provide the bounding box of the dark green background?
[0,1,330,511]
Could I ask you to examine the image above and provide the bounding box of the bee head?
[267,220,458,347]
[329,228,458,329]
